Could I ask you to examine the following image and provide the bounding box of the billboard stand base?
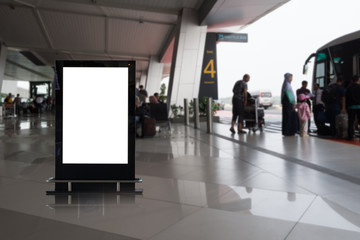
[46,177,143,194]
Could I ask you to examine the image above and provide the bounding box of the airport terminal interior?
[1,0,360,239]
[0,112,360,240]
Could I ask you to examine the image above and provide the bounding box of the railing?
[183,97,213,134]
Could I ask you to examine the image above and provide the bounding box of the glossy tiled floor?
[1,113,360,240]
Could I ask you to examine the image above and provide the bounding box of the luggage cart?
[244,97,265,133]
[2,103,16,118]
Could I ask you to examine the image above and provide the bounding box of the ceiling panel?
[0,5,48,48]
[69,53,112,61]
[35,51,73,66]
[108,18,173,56]
[101,6,177,24]
[40,9,106,52]
[204,0,289,30]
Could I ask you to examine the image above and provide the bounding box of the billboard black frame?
[54,60,136,183]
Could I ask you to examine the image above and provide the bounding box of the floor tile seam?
[182,127,254,160]
[320,193,360,215]
[179,129,321,191]
[180,132,321,195]
[204,131,360,186]
[173,166,215,181]
[46,192,207,210]
[1,158,54,165]
[180,125,360,188]
[230,161,323,196]
[163,159,266,171]
[0,175,52,186]
[229,172,319,198]
[284,194,319,240]
[173,170,240,186]
[144,206,205,240]
[0,206,140,240]
[131,194,209,209]
[139,174,236,199]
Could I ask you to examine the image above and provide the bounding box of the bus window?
[317,52,327,61]
[315,62,325,88]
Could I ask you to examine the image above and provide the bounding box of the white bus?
[303,30,360,89]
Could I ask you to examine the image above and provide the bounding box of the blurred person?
[14,94,21,115]
[149,92,159,104]
[4,93,13,103]
[281,73,298,136]
[35,95,44,113]
[230,74,250,134]
[138,85,148,104]
[46,96,53,111]
[346,75,360,140]
[296,80,311,132]
[311,83,325,130]
[294,94,312,137]
[325,76,346,136]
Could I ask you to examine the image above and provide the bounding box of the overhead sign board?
[216,33,248,43]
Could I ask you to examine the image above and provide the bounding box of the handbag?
[317,110,327,123]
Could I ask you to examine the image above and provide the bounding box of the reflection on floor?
[1,113,360,240]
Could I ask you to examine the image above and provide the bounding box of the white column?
[146,55,164,96]
[0,43,7,94]
[139,71,147,88]
[168,8,207,107]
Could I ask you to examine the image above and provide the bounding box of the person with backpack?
[346,75,360,140]
[281,73,298,136]
[323,76,346,136]
[311,83,326,132]
[230,74,250,134]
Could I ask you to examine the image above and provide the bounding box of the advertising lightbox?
[55,61,135,182]
[62,67,128,164]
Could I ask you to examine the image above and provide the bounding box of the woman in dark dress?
[281,73,298,136]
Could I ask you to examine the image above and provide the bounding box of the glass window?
[315,62,325,88]
[316,62,325,78]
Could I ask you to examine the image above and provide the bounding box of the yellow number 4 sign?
[203,59,216,78]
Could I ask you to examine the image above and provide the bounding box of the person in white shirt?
[312,83,325,130]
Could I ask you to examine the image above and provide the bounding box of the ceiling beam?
[7,43,151,61]
[199,0,218,25]
[158,25,177,63]
[0,3,177,26]
[55,0,180,15]
[32,8,54,49]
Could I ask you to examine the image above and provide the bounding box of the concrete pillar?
[146,55,164,97]
[139,71,147,88]
[167,8,207,107]
[0,43,7,94]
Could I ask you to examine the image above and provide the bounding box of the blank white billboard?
[62,67,128,164]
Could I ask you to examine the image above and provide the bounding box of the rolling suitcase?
[142,117,156,137]
[336,113,348,139]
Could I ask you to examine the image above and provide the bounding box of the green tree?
[159,83,167,102]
